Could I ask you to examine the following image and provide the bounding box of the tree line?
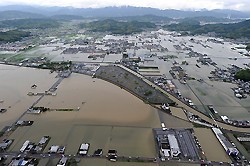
[80,19,156,35]
[165,19,250,39]
[0,30,30,43]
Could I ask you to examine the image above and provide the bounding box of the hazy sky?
[1,0,250,11]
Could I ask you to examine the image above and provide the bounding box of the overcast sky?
[1,0,250,11]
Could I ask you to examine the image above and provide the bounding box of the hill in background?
[0,5,249,19]
[165,19,250,39]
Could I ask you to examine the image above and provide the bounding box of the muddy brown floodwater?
[0,64,58,129]
[194,128,231,162]
[8,73,161,158]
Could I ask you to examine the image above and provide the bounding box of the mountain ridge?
[0,5,249,18]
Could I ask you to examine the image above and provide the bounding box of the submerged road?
[117,64,250,133]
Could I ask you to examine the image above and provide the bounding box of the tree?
[0,30,30,43]
[246,45,250,51]
[235,69,250,81]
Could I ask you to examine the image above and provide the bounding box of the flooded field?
[8,29,249,122]
[38,158,158,166]
[170,107,188,121]
[194,128,231,162]
[100,31,250,120]
[1,28,249,165]
[0,64,57,129]
[8,73,161,157]
[36,73,160,127]
[79,159,198,166]
[187,80,250,120]
[158,110,193,129]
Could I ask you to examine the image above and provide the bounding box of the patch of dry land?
[194,128,231,163]
[95,65,175,105]
[8,73,161,158]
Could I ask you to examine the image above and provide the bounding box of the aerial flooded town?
[0,2,250,166]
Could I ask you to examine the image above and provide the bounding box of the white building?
[167,134,181,157]
[160,142,170,157]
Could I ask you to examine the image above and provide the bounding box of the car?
[57,146,65,154]
[79,143,89,155]
[48,145,59,153]
[188,100,194,106]
[235,93,243,98]
[107,150,117,156]
[3,139,13,145]
[25,144,34,152]
[93,149,102,156]
[107,149,118,161]
[108,155,117,162]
